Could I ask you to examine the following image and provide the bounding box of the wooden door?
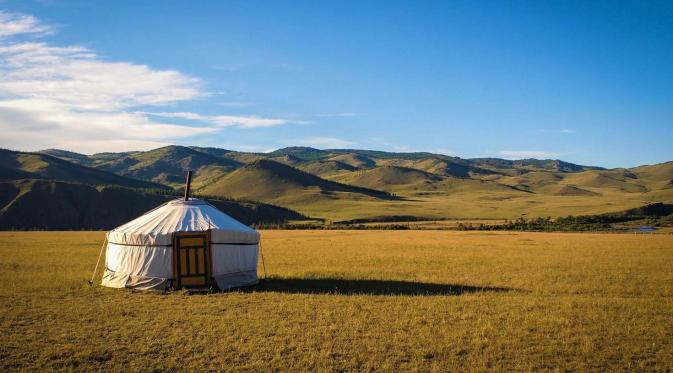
[174,233,210,289]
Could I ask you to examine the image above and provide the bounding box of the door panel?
[180,237,204,247]
[174,233,210,289]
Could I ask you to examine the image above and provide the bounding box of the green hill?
[0,149,167,190]
[270,154,304,166]
[96,145,241,186]
[630,162,673,189]
[408,157,497,178]
[299,160,357,176]
[188,146,234,158]
[326,148,441,160]
[41,145,242,187]
[496,171,564,192]
[17,145,672,223]
[327,153,376,168]
[199,159,392,204]
[469,158,602,173]
[39,149,93,166]
[332,166,444,191]
[553,185,601,196]
[563,170,648,193]
[0,179,308,230]
[267,147,330,161]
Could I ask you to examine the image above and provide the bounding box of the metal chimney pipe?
[184,170,192,201]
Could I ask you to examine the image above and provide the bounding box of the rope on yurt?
[88,235,108,286]
[259,238,268,280]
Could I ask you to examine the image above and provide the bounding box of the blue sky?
[0,1,671,167]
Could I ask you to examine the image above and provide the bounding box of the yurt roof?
[107,198,260,246]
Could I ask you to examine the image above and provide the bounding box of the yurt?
[98,174,260,291]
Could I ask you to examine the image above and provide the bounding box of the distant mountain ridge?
[36,145,604,180]
[0,144,667,224]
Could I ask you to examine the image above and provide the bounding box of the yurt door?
[174,233,211,289]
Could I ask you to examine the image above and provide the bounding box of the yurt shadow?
[239,278,515,296]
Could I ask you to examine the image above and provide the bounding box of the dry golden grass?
[1,231,672,371]
[283,186,673,222]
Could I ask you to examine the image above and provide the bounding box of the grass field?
[1,231,672,371]
[288,187,673,222]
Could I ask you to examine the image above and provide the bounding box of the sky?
[0,1,671,168]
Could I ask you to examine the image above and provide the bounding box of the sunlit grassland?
[290,187,672,221]
[1,231,672,371]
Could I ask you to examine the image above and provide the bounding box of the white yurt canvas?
[101,197,260,291]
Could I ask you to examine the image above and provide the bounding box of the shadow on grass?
[238,278,515,296]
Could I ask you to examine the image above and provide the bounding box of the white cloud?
[292,137,356,148]
[0,99,218,153]
[498,150,560,159]
[0,11,51,38]
[0,11,301,153]
[560,129,575,134]
[0,42,203,111]
[146,111,290,129]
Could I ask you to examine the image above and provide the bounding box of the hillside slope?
[94,145,241,186]
[469,158,603,173]
[331,166,444,191]
[327,153,376,168]
[298,160,357,177]
[630,162,673,190]
[41,146,242,187]
[23,145,673,222]
[1,149,167,189]
[0,180,307,230]
[199,159,392,203]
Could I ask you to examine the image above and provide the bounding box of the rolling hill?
[552,185,601,196]
[199,159,392,203]
[562,169,648,193]
[298,160,357,176]
[326,153,376,168]
[1,149,167,189]
[630,161,673,190]
[19,144,673,223]
[331,166,444,191]
[404,157,497,178]
[266,146,330,161]
[41,146,242,188]
[93,145,241,186]
[0,179,307,230]
[469,158,603,173]
[39,149,94,166]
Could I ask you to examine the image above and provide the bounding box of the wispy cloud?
[146,111,291,129]
[559,129,575,134]
[0,11,293,153]
[498,150,560,159]
[0,99,218,153]
[0,42,203,111]
[0,11,209,152]
[292,137,356,148]
[0,11,51,38]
